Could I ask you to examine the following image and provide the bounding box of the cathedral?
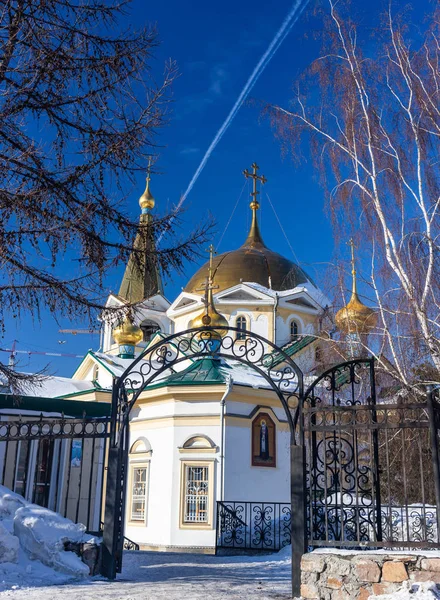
[0,163,378,553]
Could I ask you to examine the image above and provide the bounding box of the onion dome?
[184,163,312,294]
[113,314,143,347]
[139,172,155,212]
[335,240,377,335]
[188,288,229,338]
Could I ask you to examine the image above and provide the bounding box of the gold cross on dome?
[146,156,152,185]
[243,162,267,208]
[348,237,356,275]
[195,244,219,299]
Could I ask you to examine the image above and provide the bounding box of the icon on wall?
[252,412,276,468]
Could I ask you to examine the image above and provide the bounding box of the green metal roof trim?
[0,394,111,418]
[263,335,316,368]
[146,357,226,391]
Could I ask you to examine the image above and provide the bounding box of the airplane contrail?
[159,0,309,242]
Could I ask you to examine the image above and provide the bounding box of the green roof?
[147,357,226,390]
[263,335,316,368]
[0,394,110,418]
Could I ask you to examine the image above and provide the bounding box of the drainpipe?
[273,293,279,345]
[219,374,233,502]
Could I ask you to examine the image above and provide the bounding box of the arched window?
[140,319,160,342]
[236,316,247,340]
[128,438,151,523]
[290,320,299,341]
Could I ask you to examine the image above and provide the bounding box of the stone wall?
[301,551,440,599]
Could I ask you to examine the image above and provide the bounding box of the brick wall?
[301,551,440,599]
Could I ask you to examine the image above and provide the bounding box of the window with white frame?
[130,464,148,522]
[183,464,209,524]
[290,319,299,340]
[236,315,247,341]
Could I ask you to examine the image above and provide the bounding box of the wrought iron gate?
[100,325,305,596]
[0,411,110,532]
[303,359,440,549]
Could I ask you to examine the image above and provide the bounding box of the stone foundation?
[301,550,440,599]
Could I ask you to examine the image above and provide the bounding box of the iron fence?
[216,501,291,552]
[304,360,440,550]
[0,412,110,532]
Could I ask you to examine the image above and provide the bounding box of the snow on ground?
[0,485,96,591]
[0,547,293,600]
[0,544,439,599]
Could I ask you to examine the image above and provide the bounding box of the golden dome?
[139,175,155,211]
[335,240,377,335]
[184,204,311,294]
[113,315,143,346]
[189,299,229,338]
[335,293,377,334]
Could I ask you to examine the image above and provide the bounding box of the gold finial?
[207,243,216,282]
[335,238,377,335]
[243,162,267,211]
[139,157,155,212]
[242,163,267,248]
[348,237,358,299]
[189,244,228,337]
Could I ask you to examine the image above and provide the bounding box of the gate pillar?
[291,439,307,596]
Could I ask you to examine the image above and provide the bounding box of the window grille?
[131,466,147,521]
[236,316,247,341]
[184,465,209,523]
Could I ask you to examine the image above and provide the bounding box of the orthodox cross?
[195,244,219,309]
[348,237,356,276]
[146,156,152,185]
[243,162,267,209]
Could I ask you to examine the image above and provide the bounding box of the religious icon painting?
[251,412,276,468]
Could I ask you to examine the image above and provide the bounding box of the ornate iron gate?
[0,411,110,532]
[303,359,440,549]
[100,326,305,596]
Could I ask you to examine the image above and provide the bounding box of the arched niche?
[129,437,152,455]
[179,434,217,453]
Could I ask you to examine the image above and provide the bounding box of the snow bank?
[0,485,94,590]
[370,581,440,599]
[14,504,90,576]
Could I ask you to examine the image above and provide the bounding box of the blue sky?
[3,0,430,377]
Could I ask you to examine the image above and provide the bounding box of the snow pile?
[369,581,440,599]
[0,484,94,591]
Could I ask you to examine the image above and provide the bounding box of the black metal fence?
[304,360,440,550]
[216,501,291,553]
[0,413,110,532]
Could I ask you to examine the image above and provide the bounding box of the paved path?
[0,550,293,600]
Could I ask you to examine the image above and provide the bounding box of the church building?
[0,163,377,554]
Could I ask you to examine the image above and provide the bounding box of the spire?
[242,162,267,248]
[118,159,163,304]
[349,237,360,302]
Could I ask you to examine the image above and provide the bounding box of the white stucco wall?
[223,423,290,503]
[124,398,222,550]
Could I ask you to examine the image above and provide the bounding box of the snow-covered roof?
[14,376,95,399]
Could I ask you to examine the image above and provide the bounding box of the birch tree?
[270,1,440,388]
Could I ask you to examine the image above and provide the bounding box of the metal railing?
[216,501,291,552]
